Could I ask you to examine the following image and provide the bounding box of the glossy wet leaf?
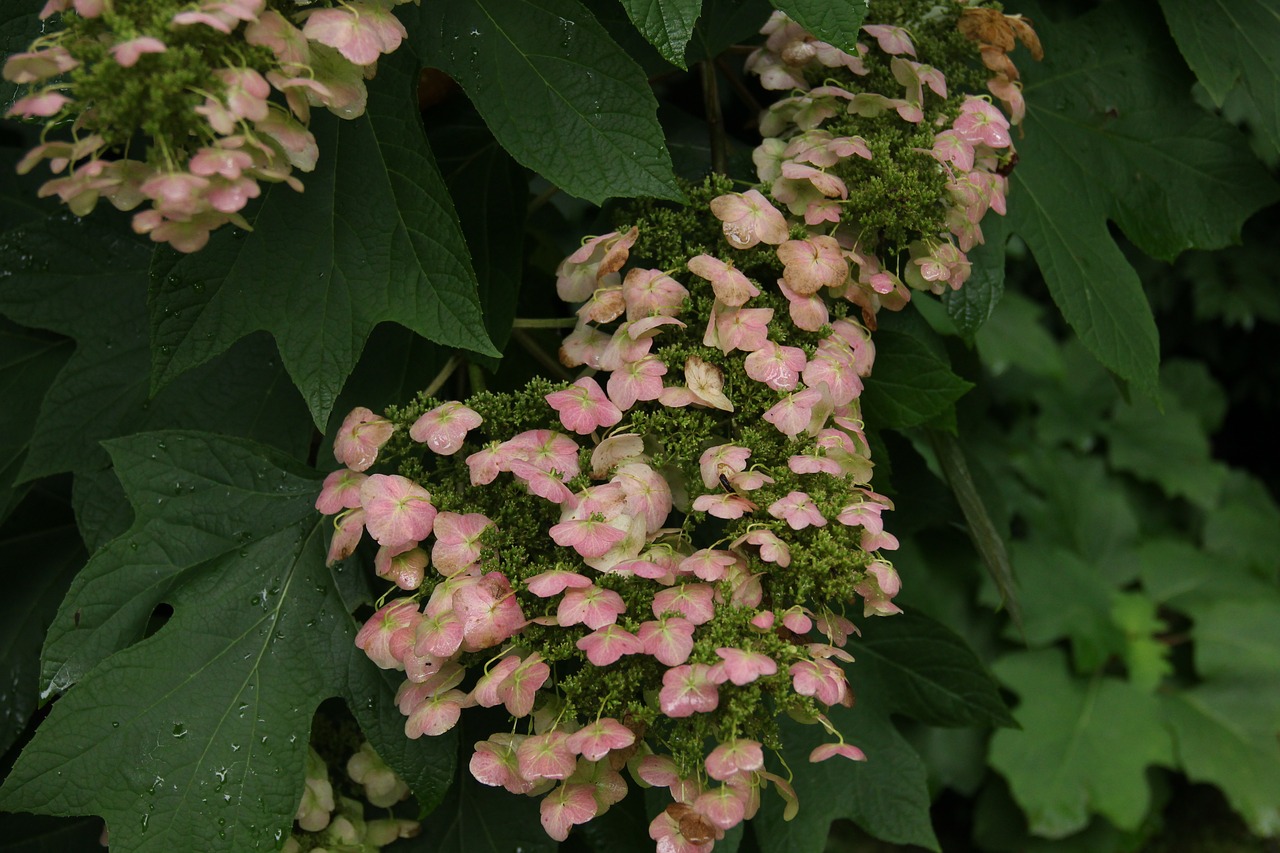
[618,0,702,67]
[150,49,497,430]
[413,0,682,204]
[0,432,454,851]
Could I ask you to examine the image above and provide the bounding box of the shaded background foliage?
[1,0,1279,851]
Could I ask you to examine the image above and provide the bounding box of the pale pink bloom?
[709,189,788,249]
[503,429,581,479]
[138,171,210,219]
[621,268,689,319]
[731,528,791,567]
[326,508,364,564]
[303,3,406,66]
[355,599,421,670]
[698,444,751,489]
[660,664,720,718]
[932,129,975,171]
[649,805,717,853]
[567,481,627,520]
[781,606,814,634]
[408,401,482,454]
[659,356,734,412]
[691,493,757,520]
[452,571,526,651]
[762,388,823,436]
[988,76,1026,125]
[526,569,591,598]
[590,433,646,478]
[558,584,627,630]
[635,754,682,788]
[778,278,829,332]
[470,736,524,791]
[856,561,903,616]
[638,617,695,666]
[768,491,826,530]
[499,653,551,717]
[507,460,574,505]
[576,624,643,666]
[546,377,622,435]
[333,407,394,471]
[610,558,669,580]
[891,57,946,104]
[217,67,270,122]
[245,10,309,69]
[790,658,852,706]
[696,786,748,831]
[713,648,778,685]
[565,718,635,761]
[613,463,672,533]
[555,227,638,302]
[953,96,1012,148]
[740,342,803,392]
[744,44,807,91]
[109,36,167,67]
[431,512,492,574]
[847,91,922,122]
[4,91,68,119]
[360,474,436,547]
[678,549,737,582]
[541,782,598,841]
[713,306,773,354]
[705,739,764,781]
[789,450,842,478]
[750,611,775,631]
[830,319,876,376]
[780,161,848,199]
[188,147,253,180]
[414,609,463,659]
[518,732,576,781]
[204,175,260,214]
[374,543,427,590]
[465,443,503,486]
[687,254,759,307]
[316,468,366,514]
[863,24,916,56]
[777,235,848,295]
[404,689,467,738]
[804,346,862,406]
[2,46,77,84]
[653,584,716,625]
[803,199,840,225]
[549,517,627,559]
[471,656,522,707]
[815,611,859,646]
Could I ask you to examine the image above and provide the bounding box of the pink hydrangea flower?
[777,235,849,295]
[709,189,790,249]
[696,786,749,831]
[705,739,764,781]
[558,584,627,629]
[452,572,525,651]
[498,653,552,717]
[653,584,716,625]
[744,341,807,391]
[762,388,824,437]
[638,616,696,666]
[576,624,643,666]
[404,689,467,738]
[855,561,903,616]
[333,406,394,471]
[355,599,421,670]
[374,543,427,590]
[691,493,757,520]
[679,549,739,582]
[649,805,717,853]
[503,429,581,479]
[768,491,826,530]
[526,569,592,597]
[712,305,774,354]
[555,227,638,302]
[508,460,575,505]
[862,24,916,56]
[810,742,867,763]
[687,255,760,307]
[431,512,492,574]
[541,782,598,841]
[621,268,689,320]
[470,736,529,793]
[303,2,407,66]
[326,508,364,564]
[731,529,791,567]
[546,377,623,435]
[659,664,720,718]
[517,732,576,780]
[712,648,778,685]
[659,356,734,412]
[698,444,751,489]
[789,658,852,706]
[953,96,1012,148]
[316,468,367,514]
[565,718,636,761]
[409,401,483,455]
[360,474,437,548]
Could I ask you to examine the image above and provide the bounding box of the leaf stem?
[700,60,728,176]
[422,355,462,399]
[511,328,572,380]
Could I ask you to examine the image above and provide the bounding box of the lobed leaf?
[412,0,683,205]
[150,49,497,430]
[861,329,973,430]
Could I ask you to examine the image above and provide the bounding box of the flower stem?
[700,60,728,176]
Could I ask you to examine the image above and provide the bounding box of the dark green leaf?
[0,498,85,757]
[1009,2,1279,394]
[618,0,702,67]
[0,319,71,521]
[1192,596,1280,681]
[150,49,497,430]
[974,291,1064,379]
[0,814,104,853]
[940,216,1006,343]
[769,0,867,54]
[855,610,1015,727]
[752,698,938,852]
[1203,471,1280,573]
[0,432,454,851]
[685,0,774,62]
[1158,0,1280,157]
[412,0,682,204]
[0,9,42,110]
[861,329,973,430]
[0,217,312,487]
[989,649,1174,839]
[1163,682,1280,836]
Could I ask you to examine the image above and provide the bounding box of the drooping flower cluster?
[316,4,1036,851]
[285,741,418,852]
[3,0,412,251]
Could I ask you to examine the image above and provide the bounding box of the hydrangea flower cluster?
[316,4,1035,850]
[3,0,411,251]
[286,741,418,852]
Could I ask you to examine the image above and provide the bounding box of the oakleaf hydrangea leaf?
[618,0,702,67]
[0,319,71,522]
[861,329,973,430]
[150,48,498,431]
[1158,0,1280,158]
[0,217,310,494]
[412,0,683,204]
[0,432,454,851]
[1010,1,1279,396]
[1163,681,1280,837]
[769,0,868,55]
[990,648,1174,839]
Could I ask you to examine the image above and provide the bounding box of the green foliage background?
[1,0,1279,851]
